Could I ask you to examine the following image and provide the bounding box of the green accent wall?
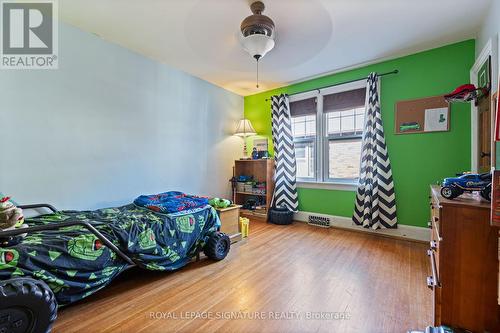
[244,40,475,227]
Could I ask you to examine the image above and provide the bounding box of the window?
[295,140,315,178]
[289,81,367,184]
[290,97,316,179]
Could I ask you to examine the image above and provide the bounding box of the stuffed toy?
[0,196,27,235]
[209,198,232,209]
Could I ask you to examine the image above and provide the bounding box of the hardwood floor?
[53,220,431,333]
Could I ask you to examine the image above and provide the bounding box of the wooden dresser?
[429,185,499,332]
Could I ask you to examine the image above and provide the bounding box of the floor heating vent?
[308,215,331,228]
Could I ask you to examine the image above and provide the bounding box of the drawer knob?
[430,241,437,250]
[426,276,434,290]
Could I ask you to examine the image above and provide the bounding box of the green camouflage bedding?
[0,204,219,305]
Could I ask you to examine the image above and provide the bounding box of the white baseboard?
[294,211,430,243]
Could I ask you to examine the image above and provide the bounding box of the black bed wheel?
[0,278,58,333]
[481,185,491,201]
[203,232,230,261]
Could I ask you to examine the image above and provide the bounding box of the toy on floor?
[269,206,294,225]
[209,197,232,209]
[440,172,491,201]
[0,196,28,245]
[239,217,249,238]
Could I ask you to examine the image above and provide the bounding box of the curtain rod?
[264,70,399,101]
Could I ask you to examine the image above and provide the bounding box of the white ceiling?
[60,0,492,96]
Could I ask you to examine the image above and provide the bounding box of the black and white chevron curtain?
[270,94,299,212]
[353,73,397,229]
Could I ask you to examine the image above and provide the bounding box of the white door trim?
[470,39,493,172]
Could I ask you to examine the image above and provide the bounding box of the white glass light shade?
[240,33,275,59]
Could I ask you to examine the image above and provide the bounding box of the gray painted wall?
[0,23,243,210]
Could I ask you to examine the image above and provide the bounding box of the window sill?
[296,181,358,191]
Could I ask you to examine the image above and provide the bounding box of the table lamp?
[234,119,257,159]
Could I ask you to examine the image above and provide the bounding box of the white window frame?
[290,80,367,190]
[289,90,321,182]
[321,80,366,185]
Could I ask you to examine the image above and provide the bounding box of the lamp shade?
[234,119,257,137]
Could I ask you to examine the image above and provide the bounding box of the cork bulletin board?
[395,95,450,134]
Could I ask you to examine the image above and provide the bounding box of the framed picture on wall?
[253,138,270,158]
[477,55,491,100]
[253,138,268,152]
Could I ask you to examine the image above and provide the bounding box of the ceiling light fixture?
[240,1,275,89]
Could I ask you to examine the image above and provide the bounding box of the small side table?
[216,205,242,243]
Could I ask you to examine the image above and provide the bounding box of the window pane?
[292,118,305,137]
[355,114,364,131]
[305,120,316,135]
[327,107,365,136]
[329,139,362,179]
[292,115,316,137]
[341,109,354,117]
[295,142,315,179]
[355,107,365,132]
[328,116,341,134]
[341,115,355,132]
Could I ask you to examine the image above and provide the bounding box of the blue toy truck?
[440,172,491,201]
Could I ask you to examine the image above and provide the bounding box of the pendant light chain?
[256,60,259,88]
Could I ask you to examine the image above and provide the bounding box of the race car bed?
[0,192,230,333]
